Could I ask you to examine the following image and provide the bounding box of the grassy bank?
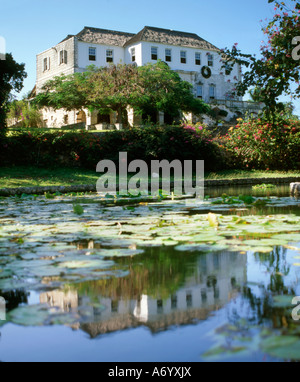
[1,166,300,189]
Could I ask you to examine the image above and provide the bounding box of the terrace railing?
[209,99,264,113]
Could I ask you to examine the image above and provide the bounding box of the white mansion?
[35,26,256,128]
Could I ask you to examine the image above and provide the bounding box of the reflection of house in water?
[40,289,78,312]
[40,251,247,338]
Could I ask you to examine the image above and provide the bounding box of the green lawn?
[204,169,300,180]
[0,167,99,188]
[0,166,300,189]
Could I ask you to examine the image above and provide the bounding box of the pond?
[0,185,300,362]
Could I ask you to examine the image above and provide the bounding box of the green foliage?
[73,203,84,215]
[221,0,300,117]
[136,61,211,119]
[0,53,27,131]
[221,113,300,170]
[0,124,223,171]
[252,184,277,190]
[211,194,256,205]
[34,62,210,124]
[7,100,43,128]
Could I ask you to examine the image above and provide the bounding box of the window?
[106,49,113,63]
[209,84,216,99]
[165,48,172,62]
[207,53,213,67]
[89,47,96,61]
[43,58,48,72]
[186,292,192,308]
[195,52,201,66]
[131,47,136,62]
[171,295,177,310]
[225,62,231,75]
[111,300,118,313]
[157,299,163,314]
[63,115,69,125]
[151,47,158,60]
[43,57,50,71]
[59,50,67,64]
[180,51,187,64]
[196,84,203,98]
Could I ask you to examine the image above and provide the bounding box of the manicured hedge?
[0,125,225,171]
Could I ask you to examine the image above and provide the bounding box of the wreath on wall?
[201,66,212,79]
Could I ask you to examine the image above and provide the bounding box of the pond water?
[0,185,300,362]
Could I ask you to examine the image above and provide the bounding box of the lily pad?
[8,304,50,326]
[261,335,300,360]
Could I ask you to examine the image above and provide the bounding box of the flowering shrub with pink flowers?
[222,114,300,170]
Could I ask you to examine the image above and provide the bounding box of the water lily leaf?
[175,244,214,252]
[8,304,50,326]
[97,248,144,257]
[192,234,226,243]
[271,233,300,242]
[249,246,274,253]
[57,259,114,269]
[261,335,300,360]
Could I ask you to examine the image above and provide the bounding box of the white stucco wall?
[77,41,125,70]
[125,42,143,66]
[125,41,241,102]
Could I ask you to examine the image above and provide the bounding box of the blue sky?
[1,0,299,114]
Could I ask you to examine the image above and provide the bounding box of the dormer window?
[131,47,136,62]
[89,47,96,61]
[59,50,68,65]
[151,47,158,60]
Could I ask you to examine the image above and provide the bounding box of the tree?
[0,53,27,131]
[35,62,210,125]
[136,61,210,121]
[221,0,300,120]
[7,99,43,128]
[35,64,145,124]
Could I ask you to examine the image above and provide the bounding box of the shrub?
[6,100,44,128]
[221,114,300,170]
[0,125,225,172]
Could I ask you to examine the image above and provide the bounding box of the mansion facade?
[35,26,244,128]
